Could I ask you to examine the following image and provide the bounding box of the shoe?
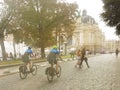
[79,65,82,69]
[55,69,59,74]
[75,65,77,68]
[56,71,59,74]
[30,68,35,72]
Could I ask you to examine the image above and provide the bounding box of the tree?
[0,2,13,60]
[4,0,78,58]
[52,2,78,50]
[101,0,120,35]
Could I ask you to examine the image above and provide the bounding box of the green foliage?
[2,0,78,58]
[3,0,78,47]
[101,0,120,35]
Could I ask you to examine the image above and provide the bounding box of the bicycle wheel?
[31,65,37,76]
[56,65,61,78]
[19,66,27,79]
[46,67,54,82]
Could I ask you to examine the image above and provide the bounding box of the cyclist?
[46,45,62,74]
[22,47,33,72]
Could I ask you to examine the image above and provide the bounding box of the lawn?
[0,55,73,66]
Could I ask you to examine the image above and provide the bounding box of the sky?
[0,0,119,40]
[66,0,119,40]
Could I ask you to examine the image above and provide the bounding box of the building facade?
[105,40,120,53]
[68,10,105,54]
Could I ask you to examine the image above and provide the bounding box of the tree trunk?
[0,38,7,61]
[41,46,45,58]
[13,39,16,59]
[58,31,61,51]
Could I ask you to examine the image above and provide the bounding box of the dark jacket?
[81,48,86,58]
[22,53,30,63]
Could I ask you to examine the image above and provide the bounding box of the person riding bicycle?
[46,45,62,74]
[25,47,34,57]
[22,47,34,72]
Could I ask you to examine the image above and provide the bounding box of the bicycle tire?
[31,65,37,76]
[56,65,61,78]
[19,66,27,79]
[46,67,53,82]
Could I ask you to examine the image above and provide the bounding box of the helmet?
[52,45,58,49]
[25,47,33,54]
[28,47,31,49]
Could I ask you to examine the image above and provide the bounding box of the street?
[0,54,120,90]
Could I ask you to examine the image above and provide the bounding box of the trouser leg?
[79,57,84,68]
[84,58,89,68]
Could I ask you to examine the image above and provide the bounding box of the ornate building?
[68,10,105,54]
[105,40,120,53]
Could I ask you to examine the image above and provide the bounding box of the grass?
[0,60,21,65]
[0,55,73,66]
[0,58,45,66]
[61,55,71,58]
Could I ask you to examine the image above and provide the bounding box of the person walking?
[115,48,119,58]
[79,47,90,68]
[70,50,75,60]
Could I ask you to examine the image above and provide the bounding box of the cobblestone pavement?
[0,54,120,90]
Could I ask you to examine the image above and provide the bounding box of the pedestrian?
[75,49,81,68]
[70,50,75,60]
[9,52,13,60]
[115,48,119,58]
[79,47,90,68]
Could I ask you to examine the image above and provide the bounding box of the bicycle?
[19,63,37,79]
[45,63,61,82]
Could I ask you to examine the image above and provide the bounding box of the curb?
[0,59,46,69]
[0,71,18,78]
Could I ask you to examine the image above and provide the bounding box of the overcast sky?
[0,0,119,40]
[66,0,119,40]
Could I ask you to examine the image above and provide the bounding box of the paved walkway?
[0,58,71,77]
[0,54,95,77]
[0,54,119,90]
